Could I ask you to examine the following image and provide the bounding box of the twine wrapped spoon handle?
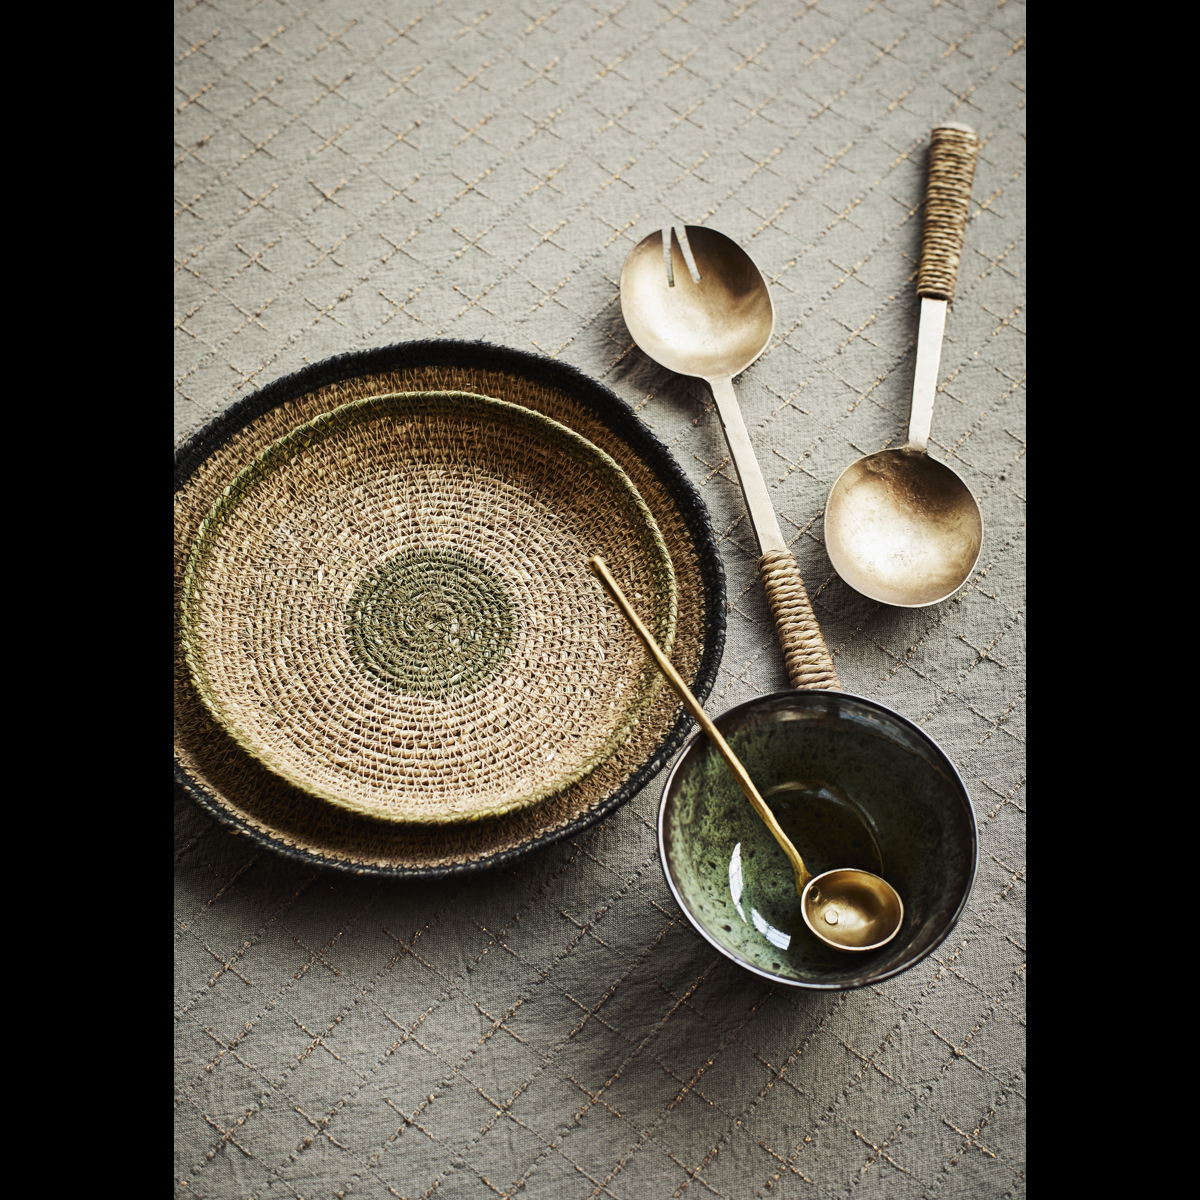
[588,555,813,892]
[909,123,981,453]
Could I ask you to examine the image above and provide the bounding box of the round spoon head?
[619,226,774,379]
[801,868,904,952]
[825,449,983,607]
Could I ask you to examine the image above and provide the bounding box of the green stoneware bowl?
[658,691,977,990]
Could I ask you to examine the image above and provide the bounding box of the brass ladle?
[588,556,903,953]
[824,125,985,607]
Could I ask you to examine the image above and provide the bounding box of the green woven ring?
[181,391,677,825]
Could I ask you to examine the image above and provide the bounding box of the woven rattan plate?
[181,390,676,825]
[175,341,725,875]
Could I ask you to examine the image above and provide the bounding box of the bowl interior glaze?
[659,691,977,990]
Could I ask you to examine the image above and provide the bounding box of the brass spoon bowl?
[589,556,903,953]
[803,868,903,951]
[825,448,983,608]
[619,225,775,383]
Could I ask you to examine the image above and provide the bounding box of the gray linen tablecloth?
[174,2,1025,1195]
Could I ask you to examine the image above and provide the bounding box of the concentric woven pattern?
[174,344,724,871]
[182,391,676,824]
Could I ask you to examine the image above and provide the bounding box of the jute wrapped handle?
[917,123,980,302]
[758,550,840,691]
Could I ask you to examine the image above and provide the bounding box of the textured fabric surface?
[174,2,1026,1197]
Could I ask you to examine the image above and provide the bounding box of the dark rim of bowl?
[656,688,979,991]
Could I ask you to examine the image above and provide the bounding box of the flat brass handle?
[916,123,980,302]
[758,551,840,691]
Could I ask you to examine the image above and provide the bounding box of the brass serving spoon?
[620,224,838,692]
[589,556,903,953]
[824,124,984,607]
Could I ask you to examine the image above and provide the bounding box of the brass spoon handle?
[916,123,980,303]
[588,555,812,890]
[703,378,839,691]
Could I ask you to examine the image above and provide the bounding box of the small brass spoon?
[588,556,903,953]
[825,124,984,608]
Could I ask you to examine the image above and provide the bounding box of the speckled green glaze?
[659,691,977,990]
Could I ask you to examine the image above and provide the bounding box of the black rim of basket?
[174,338,727,879]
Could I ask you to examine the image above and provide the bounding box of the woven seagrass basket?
[174,341,725,877]
[180,390,676,825]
